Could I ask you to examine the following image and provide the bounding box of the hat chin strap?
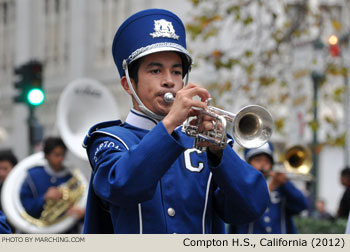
[123,59,190,122]
[124,60,164,121]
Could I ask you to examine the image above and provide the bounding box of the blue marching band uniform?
[0,210,11,234]
[82,109,269,233]
[20,164,72,219]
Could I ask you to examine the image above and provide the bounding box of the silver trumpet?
[163,92,274,150]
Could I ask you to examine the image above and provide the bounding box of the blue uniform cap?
[112,8,192,78]
[244,142,274,164]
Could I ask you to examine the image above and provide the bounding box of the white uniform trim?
[126,109,158,130]
[248,222,254,234]
[43,163,70,178]
[25,174,39,198]
[138,204,143,234]
[93,131,130,151]
[202,172,212,234]
[281,198,286,234]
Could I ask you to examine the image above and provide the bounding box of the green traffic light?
[27,88,45,106]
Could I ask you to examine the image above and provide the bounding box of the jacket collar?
[125,109,159,131]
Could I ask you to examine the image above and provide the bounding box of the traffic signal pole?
[13,61,45,153]
[28,107,35,154]
[27,106,44,154]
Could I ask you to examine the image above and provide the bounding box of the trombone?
[163,92,274,150]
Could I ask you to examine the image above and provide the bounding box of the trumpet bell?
[233,105,274,149]
[284,145,312,175]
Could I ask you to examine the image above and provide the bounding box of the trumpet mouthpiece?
[164,92,175,103]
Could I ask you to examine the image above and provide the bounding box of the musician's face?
[341,175,350,188]
[0,160,13,183]
[45,146,66,172]
[131,51,184,116]
[249,154,272,178]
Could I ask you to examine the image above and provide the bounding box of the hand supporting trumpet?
[251,157,289,191]
[267,171,289,192]
[162,82,210,133]
[162,82,224,157]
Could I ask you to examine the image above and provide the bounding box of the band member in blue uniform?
[0,149,18,232]
[230,142,308,234]
[0,150,18,212]
[20,137,85,232]
[0,210,11,234]
[83,8,269,234]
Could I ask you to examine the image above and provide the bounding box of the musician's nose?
[161,71,175,88]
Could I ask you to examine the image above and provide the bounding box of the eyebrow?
[146,62,182,69]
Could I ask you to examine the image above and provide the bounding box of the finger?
[188,108,201,117]
[196,141,213,148]
[178,83,210,102]
[202,121,214,132]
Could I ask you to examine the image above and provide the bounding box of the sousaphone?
[1,78,119,233]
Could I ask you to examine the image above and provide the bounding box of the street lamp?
[310,38,325,202]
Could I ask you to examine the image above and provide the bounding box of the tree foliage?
[186,0,348,146]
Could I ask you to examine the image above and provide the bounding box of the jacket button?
[167,208,175,217]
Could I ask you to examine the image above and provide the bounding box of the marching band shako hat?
[112,8,192,78]
[112,8,193,121]
[244,142,274,164]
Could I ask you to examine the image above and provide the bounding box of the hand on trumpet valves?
[162,82,210,134]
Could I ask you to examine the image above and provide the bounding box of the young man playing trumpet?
[230,142,308,234]
[82,8,270,234]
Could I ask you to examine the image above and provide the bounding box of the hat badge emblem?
[150,19,179,40]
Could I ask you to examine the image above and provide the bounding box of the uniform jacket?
[231,181,308,234]
[0,210,11,234]
[20,165,72,218]
[83,109,269,234]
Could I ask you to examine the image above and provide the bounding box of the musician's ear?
[121,76,134,96]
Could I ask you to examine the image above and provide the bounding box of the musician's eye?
[173,70,182,76]
[151,69,160,74]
